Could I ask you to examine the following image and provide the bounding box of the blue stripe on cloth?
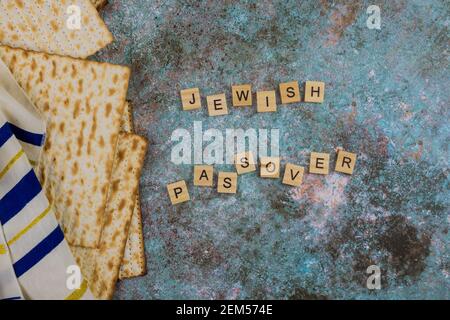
[0,122,45,148]
[13,226,64,278]
[0,170,42,225]
[1,296,22,300]
[0,122,13,147]
[8,123,45,147]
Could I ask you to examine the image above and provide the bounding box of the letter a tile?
[194,165,214,186]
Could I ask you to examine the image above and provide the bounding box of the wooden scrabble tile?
[232,84,252,107]
[304,81,325,103]
[180,88,201,110]
[217,172,238,194]
[282,163,305,187]
[260,157,280,178]
[194,165,214,186]
[279,81,301,104]
[257,91,277,113]
[235,151,256,175]
[167,180,190,205]
[335,150,357,175]
[309,152,330,175]
[207,93,228,116]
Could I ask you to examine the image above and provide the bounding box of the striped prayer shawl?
[0,220,22,300]
[0,58,93,300]
[0,59,45,165]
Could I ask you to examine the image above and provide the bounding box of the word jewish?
[180,80,325,116]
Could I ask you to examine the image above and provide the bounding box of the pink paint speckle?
[289,173,350,230]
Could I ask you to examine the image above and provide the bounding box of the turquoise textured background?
[93,0,449,299]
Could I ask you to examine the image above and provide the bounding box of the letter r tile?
[335,150,357,174]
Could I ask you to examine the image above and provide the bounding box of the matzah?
[0,0,113,59]
[119,102,147,279]
[72,133,148,299]
[0,45,130,247]
[119,189,146,279]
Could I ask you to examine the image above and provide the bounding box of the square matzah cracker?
[0,0,113,58]
[0,45,130,247]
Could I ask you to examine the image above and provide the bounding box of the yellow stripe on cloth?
[0,149,24,179]
[65,279,88,300]
[7,205,52,246]
[0,244,6,255]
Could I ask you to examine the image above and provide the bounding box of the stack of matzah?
[0,0,148,299]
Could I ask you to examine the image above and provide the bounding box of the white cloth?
[0,59,45,164]
[0,223,22,300]
[0,58,93,300]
